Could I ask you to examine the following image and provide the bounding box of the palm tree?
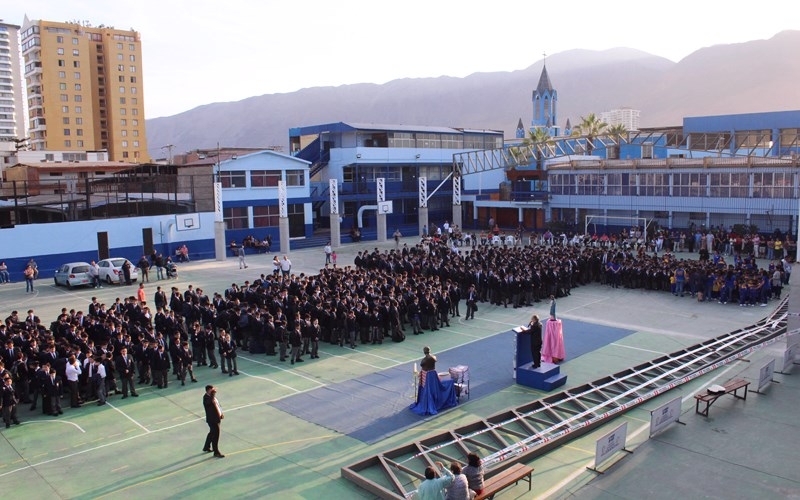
[607,123,627,139]
[524,128,552,168]
[573,113,608,154]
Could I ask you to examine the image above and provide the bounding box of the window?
[120,108,126,115]
[62,117,70,125]
[117,64,124,72]
[116,43,123,50]
[131,119,138,126]
[64,140,71,147]
[75,117,82,125]
[131,108,138,115]
[121,130,127,136]
[72,37,78,45]
[117,53,123,61]
[606,173,636,195]
[576,174,603,195]
[250,170,281,187]
[73,61,80,68]
[640,172,668,196]
[286,169,305,186]
[122,152,129,158]
[57,48,64,55]
[129,54,136,62]
[131,87,137,94]
[58,59,65,67]
[75,106,82,113]
[76,129,83,136]
[219,171,246,188]
[59,71,66,78]
[122,140,128,147]
[119,86,125,94]
[74,95,82,102]
[253,206,280,227]
[120,119,127,126]
[60,94,68,102]
[56,36,63,43]
[130,76,137,83]
[132,130,138,136]
[223,207,248,229]
[74,83,81,91]
[131,98,137,105]
[129,43,135,51]
[76,140,84,147]
[753,172,793,198]
[59,82,67,90]
[118,75,125,82]
[120,97,126,104]
[133,140,139,147]
[72,49,79,56]
[74,72,80,79]
[129,65,136,73]
[548,173,574,195]
[673,173,707,197]
[709,172,749,198]
[61,105,69,113]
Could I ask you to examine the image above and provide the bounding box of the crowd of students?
[0,225,792,429]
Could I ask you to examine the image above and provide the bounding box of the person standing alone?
[202,385,225,457]
[237,246,247,270]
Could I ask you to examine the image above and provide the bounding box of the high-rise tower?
[20,18,149,161]
[0,20,25,149]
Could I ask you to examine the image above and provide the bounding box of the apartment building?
[20,18,148,162]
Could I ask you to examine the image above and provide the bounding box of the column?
[213,182,226,261]
[376,177,387,242]
[278,181,290,254]
[452,174,462,230]
[418,176,429,236]
[329,179,341,248]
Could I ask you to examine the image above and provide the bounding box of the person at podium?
[525,314,543,368]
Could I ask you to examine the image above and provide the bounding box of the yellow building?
[20,18,149,162]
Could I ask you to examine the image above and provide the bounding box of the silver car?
[54,262,93,288]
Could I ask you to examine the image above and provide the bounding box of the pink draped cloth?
[542,319,565,363]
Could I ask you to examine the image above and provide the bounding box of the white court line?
[538,362,740,499]
[609,343,667,355]
[0,397,314,479]
[236,370,301,392]
[106,401,150,433]
[238,355,325,386]
[21,419,86,433]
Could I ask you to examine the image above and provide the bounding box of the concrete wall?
[0,212,215,281]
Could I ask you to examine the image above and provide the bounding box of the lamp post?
[160,144,174,165]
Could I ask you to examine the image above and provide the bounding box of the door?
[142,228,154,257]
[97,232,109,260]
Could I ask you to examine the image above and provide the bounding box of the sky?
[5,0,798,119]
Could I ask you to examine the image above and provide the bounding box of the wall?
[0,212,215,281]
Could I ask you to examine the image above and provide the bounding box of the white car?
[54,262,92,288]
[97,258,139,285]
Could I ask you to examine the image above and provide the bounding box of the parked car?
[97,258,139,284]
[54,262,93,288]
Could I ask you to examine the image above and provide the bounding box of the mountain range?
[145,30,800,158]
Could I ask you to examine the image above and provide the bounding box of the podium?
[515,326,567,391]
[409,371,458,416]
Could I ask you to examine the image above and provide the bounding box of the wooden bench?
[475,463,534,500]
[694,378,750,417]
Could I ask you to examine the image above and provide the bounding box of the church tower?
[515,118,525,139]
[531,59,559,136]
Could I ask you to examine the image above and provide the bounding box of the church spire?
[531,53,558,136]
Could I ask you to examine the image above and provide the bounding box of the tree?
[524,128,552,168]
[607,124,627,139]
[573,113,608,154]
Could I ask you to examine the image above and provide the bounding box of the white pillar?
[278,181,290,254]
[329,179,341,248]
[213,182,226,261]
[376,177,387,242]
[419,176,429,236]
[452,174,463,230]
